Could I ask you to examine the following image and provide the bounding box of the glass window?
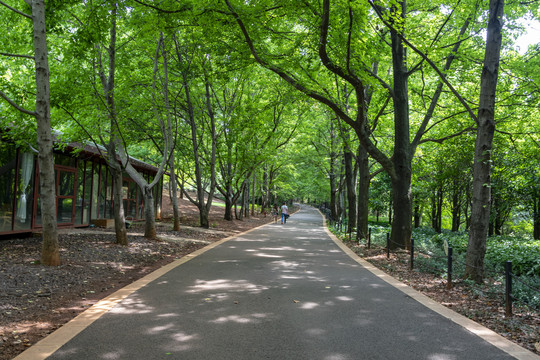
[54,153,76,168]
[56,169,75,224]
[83,162,92,224]
[106,169,113,218]
[0,144,16,233]
[99,165,107,218]
[75,161,85,225]
[14,152,35,231]
[91,163,100,219]
[57,197,74,223]
[58,170,75,197]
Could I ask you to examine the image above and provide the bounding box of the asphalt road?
[46,205,518,360]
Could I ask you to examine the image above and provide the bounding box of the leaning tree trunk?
[465,0,504,283]
[32,0,59,266]
[170,168,180,231]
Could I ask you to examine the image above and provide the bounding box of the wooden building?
[0,139,162,236]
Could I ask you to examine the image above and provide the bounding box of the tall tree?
[465,0,505,282]
[0,0,59,265]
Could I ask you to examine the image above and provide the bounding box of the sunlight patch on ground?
[300,302,319,309]
[427,354,458,360]
[336,296,354,301]
[324,354,350,360]
[305,328,326,336]
[211,313,268,324]
[270,260,300,268]
[187,279,268,294]
[102,349,126,359]
[109,298,154,315]
[260,246,307,252]
[253,252,283,258]
[170,332,198,342]
[146,323,175,334]
[156,313,180,318]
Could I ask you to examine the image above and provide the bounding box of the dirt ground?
[1,198,538,359]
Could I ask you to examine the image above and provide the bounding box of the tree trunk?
[436,186,443,233]
[262,167,269,213]
[388,199,393,225]
[143,186,157,238]
[170,173,180,232]
[465,0,504,283]
[431,193,437,229]
[251,171,256,216]
[344,149,356,232]
[356,145,369,240]
[32,0,59,266]
[533,196,540,240]
[110,164,128,246]
[389,0,412,249]
[390,173,411,249]
[451,182,461,232]
[224,187,234,221]
[414,204,421,228]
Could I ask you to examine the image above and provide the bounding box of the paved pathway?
[20,206,536,359]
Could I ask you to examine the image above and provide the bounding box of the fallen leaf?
[293,300,300,303]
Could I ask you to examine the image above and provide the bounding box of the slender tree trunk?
[451,183,461,232]
[32,0,59,266]
[251,171,256,216]
[262,167,269,213]
[465,0,504,282]
[465,181,472,230]
[533,196,540,240]
[436,186,443,233]
[431,192,437,229]
[414,204,421,228]
[110,166,127,245]
[344,149,356,232]
[170,170,180,231]
[388,199,393,225]
[356,145,369,240]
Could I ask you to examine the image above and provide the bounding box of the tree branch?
[0,52,34,60]
[132,0,191,14]
[0,1,32,19]
[0,90,36,116]
[368,0,478,124]
[419,125,475,144]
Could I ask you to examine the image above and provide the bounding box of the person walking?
[280,202,289,224]
[272,204,279,223]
